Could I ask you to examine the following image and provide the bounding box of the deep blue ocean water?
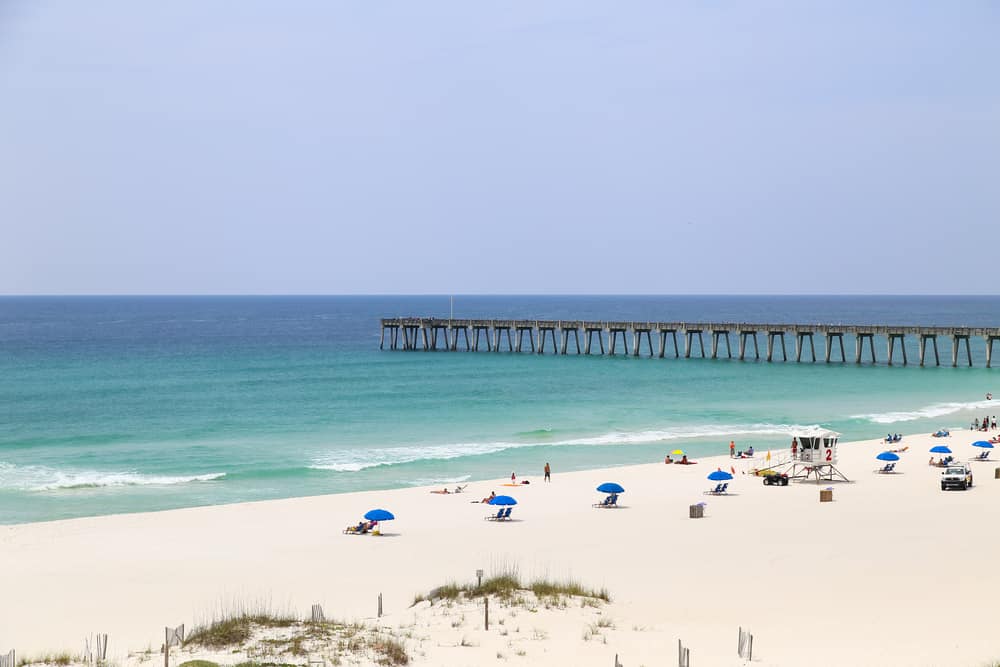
[1,295,998,524]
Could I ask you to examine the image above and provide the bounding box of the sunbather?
[345,521,369,534]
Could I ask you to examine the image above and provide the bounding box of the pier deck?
[380,318,1000,367]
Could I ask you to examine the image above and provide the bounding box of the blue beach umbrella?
[972,441,994,449]
[364,509,395,522]
[596,482,625,494]
[876,451,900,462]
[929,445,952,454]
[707,470,734,481]
[489,495,518,506]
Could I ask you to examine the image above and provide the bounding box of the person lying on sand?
[664,455,673,464]
[430,488,450,494]
[677,455,697,465]
[477,491,496,504]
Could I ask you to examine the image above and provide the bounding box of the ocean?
[1,295,997,524]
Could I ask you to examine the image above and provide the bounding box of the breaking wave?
[852,399,996,424]
[0,462,226,491]
[308,423,821,472]
[406,475,472,487]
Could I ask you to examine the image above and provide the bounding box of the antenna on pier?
[450,295,454,320]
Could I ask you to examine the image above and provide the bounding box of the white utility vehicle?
[941,464,973,491]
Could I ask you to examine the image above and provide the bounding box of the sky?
[1,1,997,295]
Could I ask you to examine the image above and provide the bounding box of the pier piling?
[684,329,705,358]
[919,333,939,366]
[766,331,787,362]
[515,324,534,353]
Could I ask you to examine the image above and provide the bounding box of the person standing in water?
[544,462,551,482]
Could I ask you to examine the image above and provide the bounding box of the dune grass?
[17,654,74,667]
[181,601,408,665]
[369,634,409,666]
[184,609,297,649]
[413,570,609,605]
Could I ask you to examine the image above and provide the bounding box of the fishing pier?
[380,318,1000,368]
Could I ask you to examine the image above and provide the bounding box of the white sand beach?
[4,429,1000,666]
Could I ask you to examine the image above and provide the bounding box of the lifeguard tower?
[787,429,850,482]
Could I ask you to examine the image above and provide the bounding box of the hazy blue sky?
[1,1,997,294]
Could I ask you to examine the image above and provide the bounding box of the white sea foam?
[0,462,226,491]
[852,399,996,425]
[308,423,822,472]
[407,475,472,487]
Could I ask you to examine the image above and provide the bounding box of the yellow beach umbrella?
[671,449,686,456]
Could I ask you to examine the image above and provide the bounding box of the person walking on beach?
[729,441,735,458]
[544,462,551,482]
[511,471,516,484]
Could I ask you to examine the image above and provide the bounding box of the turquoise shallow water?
[1,295,998,524]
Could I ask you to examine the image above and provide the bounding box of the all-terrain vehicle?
[762,472,789,486]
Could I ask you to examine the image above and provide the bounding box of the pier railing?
[379,318,1000,367]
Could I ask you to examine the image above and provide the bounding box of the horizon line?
[2,293,1000,299]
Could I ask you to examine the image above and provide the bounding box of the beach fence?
[738,626,754,660]
[84,634,108,665]
[677,639,691,667]
[162,624,184,667]
[0,649,14,667]
[311,603,325,622]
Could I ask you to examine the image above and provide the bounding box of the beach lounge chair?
[593,494,617,508]
[485,508,504,521]
[706,483,725,495]
[501,507,512,520]
[974,451,990,461]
